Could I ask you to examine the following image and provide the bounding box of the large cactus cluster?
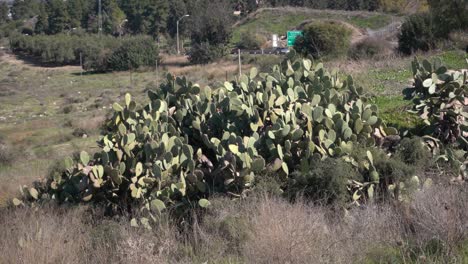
[405,58,468,149]
[15,53,399,225]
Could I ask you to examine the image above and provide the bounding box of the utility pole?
[98,0,102,36]
[177,15,190,55]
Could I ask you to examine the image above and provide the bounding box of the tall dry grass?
[0,184,467,264]
[0,206,180,264]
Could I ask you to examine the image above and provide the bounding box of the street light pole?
[177,14,190,55]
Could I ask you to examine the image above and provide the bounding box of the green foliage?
[188,0,234,64]
[46,0,70,35]
[236,32,266,50]
[107,36,160,71]
[289,156,359,205]
[349,37,390,60]
[363,246,404,264]
[14,54,397,223]
[294,21,351,59]
[398,13,435,55]
[0,2,9,24]
[9,34,159,71]
[188,42,226,64]
[11,0,40,21]
[167,0,188,38]
[427,0,468,38]
[403,58,468,149]
[377,0,407,13]
[395,137,431,169]
[119,0,169,36]
[372,149,415,191]
[0,21,23,38]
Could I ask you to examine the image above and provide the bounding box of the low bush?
[188,42,226,64]
[398,13,435,55]
[236,32,266,50]
[349,37,392,59]
[107,36,160,71]
[294,21,351,58]
[9,34,159,71]
[395,137,431,169]
[0,136,16,166]
[289,157,360,205]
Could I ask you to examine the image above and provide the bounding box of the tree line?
[1,0,412,37]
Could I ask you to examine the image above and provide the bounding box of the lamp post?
[177,14,190,55]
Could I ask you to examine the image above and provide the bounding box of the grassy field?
[231,7,397,44]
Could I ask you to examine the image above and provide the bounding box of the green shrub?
[9,34,159,71]
[107,36,160,71]
[289,157,360,205]
[188,42,226,64]
[0,136,16,166]
[294,21,351,59]
[398,13,435,55]
[395,137,431,168]
[372,149,415,189]
[237,32,266,50]
[349,37,391,59]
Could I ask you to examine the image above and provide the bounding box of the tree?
[11,0,40,20]
[167,0,188,38]
[101,0,126,35]
[398,13,435,55]
[67,0,93,29]
[34,3,49,34]
[0,2,9,23]
[46,0,70,34]
[427,0,467,38]
[143,0,169,36]
[190,0,233,46]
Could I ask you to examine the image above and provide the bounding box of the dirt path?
[0,50,82,72]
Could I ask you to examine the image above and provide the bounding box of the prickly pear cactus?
[404,58,468,149]
[14,54,397,225]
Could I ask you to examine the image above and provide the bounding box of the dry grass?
[0,184,467,263]
[244,197,330,264]
[407,185,468,257]
[0,206,180,264]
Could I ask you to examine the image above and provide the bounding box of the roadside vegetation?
[0,0,467,263]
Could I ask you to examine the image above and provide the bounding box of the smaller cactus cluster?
[404,58,468,181]
[14,52,408,225]
[405,58,468,148]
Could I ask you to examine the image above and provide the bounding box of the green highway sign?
[287,31,303,47]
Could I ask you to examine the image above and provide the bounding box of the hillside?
[231,7,401,45]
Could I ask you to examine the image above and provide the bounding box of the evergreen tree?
[67,0,93,29]
[0,2,9,23]
[102,0,126,35]
[427,0,467,38]
[11,0,40,20]
[34,3,49,34]
[143,0,169,36]
[167,0,188,38]
[190,0,233,45]
[46,0,70,34]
